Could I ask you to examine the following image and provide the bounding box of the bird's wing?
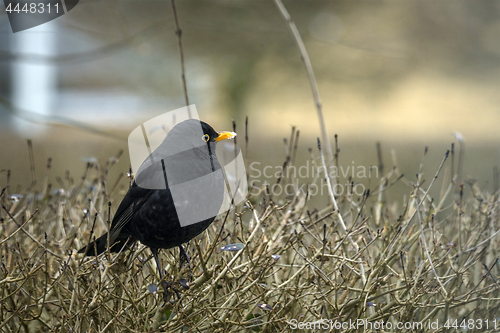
[107,182,154,244]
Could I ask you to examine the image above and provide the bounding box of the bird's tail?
[77,233,130,256]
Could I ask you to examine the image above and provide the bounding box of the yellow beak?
[215,131,237,142]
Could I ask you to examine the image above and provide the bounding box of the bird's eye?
[202,134,210,142]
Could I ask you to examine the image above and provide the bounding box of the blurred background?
[1,0,499,202]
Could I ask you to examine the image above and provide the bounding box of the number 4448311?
[5,2,59,14]
[444,318,498,330]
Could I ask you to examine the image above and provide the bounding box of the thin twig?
[317,138,367,295]
[273,0,333,163]
[171,0,190,109]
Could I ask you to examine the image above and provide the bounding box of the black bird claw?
[160,280,183,305]
[161,281,171,304]
[179,278,190,290]
[172,284,181,300]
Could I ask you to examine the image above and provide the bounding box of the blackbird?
[78,119,236,300]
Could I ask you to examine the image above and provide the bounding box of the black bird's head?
[200,120,236,144]
[164,119,236,154]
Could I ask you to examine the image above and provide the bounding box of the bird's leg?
[178,245,193,284]
[151,247,170,304]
